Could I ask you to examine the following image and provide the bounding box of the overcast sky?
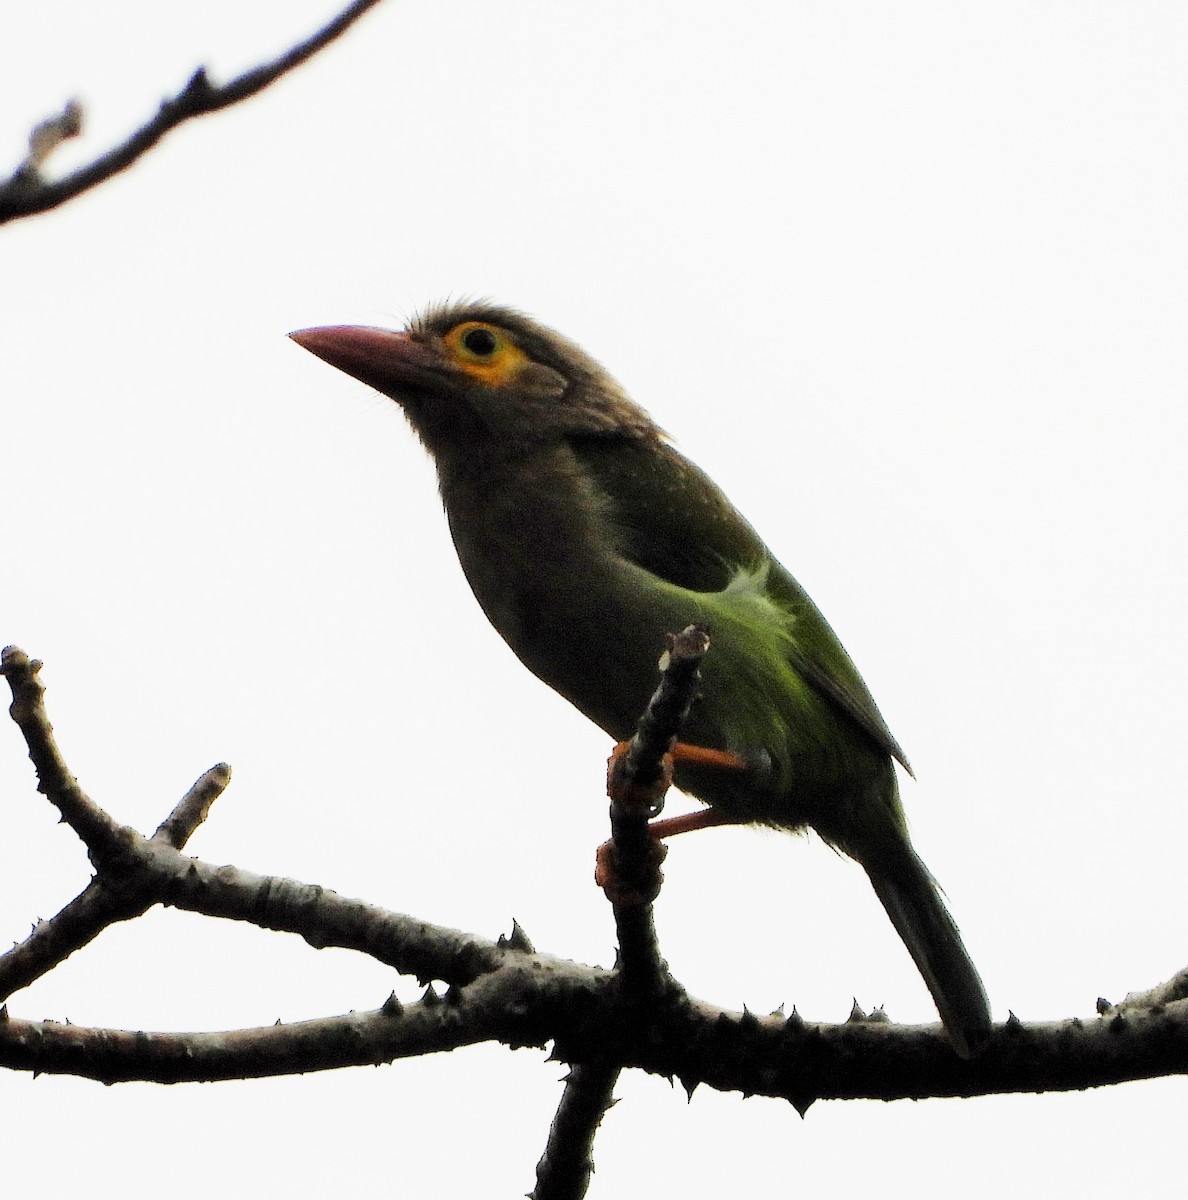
[3,2,1187,1196]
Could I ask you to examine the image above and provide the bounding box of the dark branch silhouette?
[2,642,1187,1094]
[534,625,709,1199]
[0,0,385,225]
[7,7,1176,1198]
[531,1061,620,1200]
[3,643,1188,1196]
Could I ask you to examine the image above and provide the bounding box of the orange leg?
[647,806,737,839]
[669,741,749,773]
[607,739,750,780]
[605,739,749,828]
[598,741,748,902]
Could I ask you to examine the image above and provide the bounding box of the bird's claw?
[595,835,668,907]
[606,740,672,817]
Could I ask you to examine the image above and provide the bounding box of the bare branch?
[0,764,232,1002]
[1,875,153,1004]
[534,626,708,1199]
[5,643,1188,1114]
[154,851,514,983]
[151,763,232,847]
[0,833,513,998]
[619,625,712,787]
[0,965,560,1084]
[0,645,506,997]
[2,968,1187,1104]
[1,646,135,856]
[0,0,386,224]
[602,625,711,998]
[531,1061,620,1200]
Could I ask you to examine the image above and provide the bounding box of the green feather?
[570,432,910,773]
[290,301,992,1056]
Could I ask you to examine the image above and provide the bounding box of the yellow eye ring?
[444,321,530,387]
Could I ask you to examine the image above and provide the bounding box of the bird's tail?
[863,842,991,1057]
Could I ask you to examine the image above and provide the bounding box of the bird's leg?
[596,741,746,904]
[669,741,750,774]
[647,806,736,839]
[653,742,750,837]
[603,738,750,785]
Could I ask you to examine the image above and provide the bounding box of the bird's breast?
[438,442,666,738]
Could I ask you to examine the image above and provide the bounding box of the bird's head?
[290,301,658,452]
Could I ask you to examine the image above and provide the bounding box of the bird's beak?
[289,325,453,397]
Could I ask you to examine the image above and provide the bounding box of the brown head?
[289,301,659,454]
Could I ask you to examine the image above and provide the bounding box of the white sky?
[3,2,1187,1195]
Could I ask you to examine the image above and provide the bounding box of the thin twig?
[1,646,509,997]
[620,625,711,787]
[0,764,232,1002]
[603,624,710,998]
[1,646,132,856]
[152,763,232,847]
[0,875,149,1003]
[0,0,386,224]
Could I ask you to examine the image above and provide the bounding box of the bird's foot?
[605,740,673,816]
[603,740,749,812]
[598,742,741,906]
[594,835,668,906]
[599,741,673,905]
[594,807,738,905]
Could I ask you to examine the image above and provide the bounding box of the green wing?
[568,432,911,773]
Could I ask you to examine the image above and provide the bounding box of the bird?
[290,301,991,1056]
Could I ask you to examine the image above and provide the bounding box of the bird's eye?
[461,327,498,356]
[444,320,530,386]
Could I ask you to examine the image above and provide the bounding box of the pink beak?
[289,325,452,396]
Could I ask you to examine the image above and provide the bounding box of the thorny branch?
[7,3,1180,1193]
[2,644,1188,1184]
[0,0,386,224]
[602,625,710,996]
[530,1061,620,1200]
[533,625,710,1199]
